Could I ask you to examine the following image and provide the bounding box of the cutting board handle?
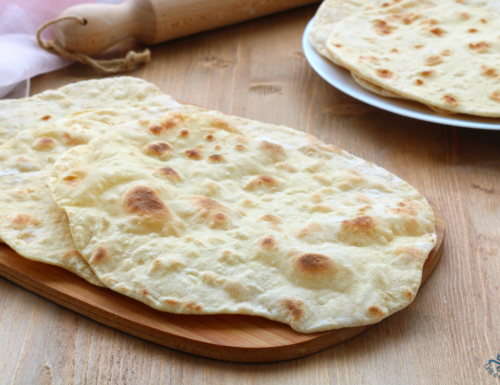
[52,0,319,56]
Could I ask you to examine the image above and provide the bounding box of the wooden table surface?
[1,4,500,384]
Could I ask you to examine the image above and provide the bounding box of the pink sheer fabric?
[0,0,122,98]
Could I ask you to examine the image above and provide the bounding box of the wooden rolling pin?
[52,0,319,56]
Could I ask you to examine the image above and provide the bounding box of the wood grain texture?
[0,202,444,364]
[1,3,499,384]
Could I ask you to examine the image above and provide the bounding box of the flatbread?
[49,108,437,333]
[325,0,500,117]
[0,97,193,285]
[310,0,460,114]
[0,76,180,244]
[0,77,164,145]
[310,0,402,63]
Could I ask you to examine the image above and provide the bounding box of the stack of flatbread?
[310,0,500,117]
[0,77,436,333]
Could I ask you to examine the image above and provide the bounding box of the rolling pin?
[52,0,319,56]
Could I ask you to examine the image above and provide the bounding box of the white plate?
[303,18,500,130]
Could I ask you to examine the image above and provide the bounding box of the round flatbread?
[49,108,437,333]
[0,76,165,146]
[310,0,461,114]
[309,0,402,63]
[0,96,192,284]
[326,0,500,116]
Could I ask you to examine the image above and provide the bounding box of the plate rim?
[303,17,500,131]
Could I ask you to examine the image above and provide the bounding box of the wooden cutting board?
[0,201,444,363]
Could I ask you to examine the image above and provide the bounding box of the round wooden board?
[0,201,444,363]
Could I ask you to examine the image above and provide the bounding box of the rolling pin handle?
[52,1,141,56]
